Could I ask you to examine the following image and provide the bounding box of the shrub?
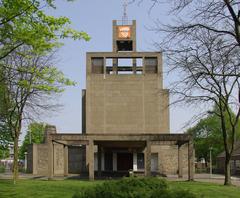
[72,177,196,198]
[19,167,26,173]
[0,164,5,173]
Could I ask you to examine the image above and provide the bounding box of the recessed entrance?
[68,146,86,174]
[117,153,133,171]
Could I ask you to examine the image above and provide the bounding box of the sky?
[23,0,200,136]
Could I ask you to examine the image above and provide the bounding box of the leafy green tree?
[187,106,240,165]
[19,122,46,160]
[0,0,90,60]
[187,112,223,165]
[0,147,9,159]
[0,69,11,149]
[1,47,76,184]
[0,0,90,184]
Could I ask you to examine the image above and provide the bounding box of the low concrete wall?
[151,144,188,175]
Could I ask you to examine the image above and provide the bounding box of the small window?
[106,58,113,74]
[136,58,143,75]
[92,58,104,74]
[117,40,133,51]
[145,57,158,74]
[137,153,144,170]
[117,58,133,74]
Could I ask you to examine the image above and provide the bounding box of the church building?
[27,16,194,181]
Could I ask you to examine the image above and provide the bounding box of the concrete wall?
[151,144,188,175]
[32,144,48,176]
[53,144,64,176]
[86,74,169,134]
[29,143,84,176]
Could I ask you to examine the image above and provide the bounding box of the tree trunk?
[224,151,231,185]
[13,134,19,185]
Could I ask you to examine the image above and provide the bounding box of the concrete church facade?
[27,19,194,180]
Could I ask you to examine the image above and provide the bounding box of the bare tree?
[130,0,240,185]
[0,46,74,184]
[158,26,240,185]
[137,0,240,47]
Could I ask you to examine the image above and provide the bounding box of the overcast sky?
[22,0,200,137]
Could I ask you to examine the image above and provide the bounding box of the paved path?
[1,172,240,186]
[167,174,240,186]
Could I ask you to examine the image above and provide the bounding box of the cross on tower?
[122,0,128,24]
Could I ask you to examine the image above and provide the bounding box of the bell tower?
[84,1,169,135]
[112,2,136,52]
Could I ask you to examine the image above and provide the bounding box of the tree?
[19,122,45,160]
[0,69,11,149]
[0,0,90,184]
[162,28,240,185]
[0,147,9,159]
[1,47,76,184]
[133,0,240,185]
[0,0,90,61]
[187,106,240,165]
[136,0,240,49]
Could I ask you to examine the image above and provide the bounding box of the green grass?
[0,179,239,198]
[0,179,102,198]
[170,181,240,198]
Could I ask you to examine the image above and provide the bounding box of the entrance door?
[104,153,113,171]
[117,153,133,171]
[68,146,87,174]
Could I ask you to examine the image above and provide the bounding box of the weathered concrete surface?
[86,52,169,135]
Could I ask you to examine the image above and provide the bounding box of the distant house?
[0,144,14,171]
[216,143,240,175]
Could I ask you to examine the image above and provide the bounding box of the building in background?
[0,144,19,171]
[216,143,240,176]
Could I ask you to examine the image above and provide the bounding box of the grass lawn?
[0,179,239,198]
[170,181,240,198]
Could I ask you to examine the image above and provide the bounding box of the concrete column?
[143,57,146,75]
[178,144,183,178]
[44,125,57,143]
[48,136,53,179]
[98,145,102,177]
[133,58,137,74]
[88,139,94,180]
[24,152,28,171]
[32,144,38,175]
[133,153,138,171]
[64,145,68,177]
[132,20,137,51]
[188,140,194,181]
[113,153,117,171]
[113,58,118,74]
[103,57,106,80]
[101,151,105,171]
[144,140,151,177]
